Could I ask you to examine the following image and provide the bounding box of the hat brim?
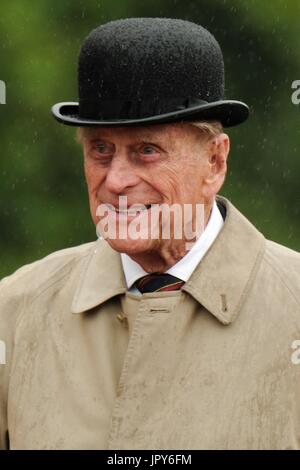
[51,100,249,128]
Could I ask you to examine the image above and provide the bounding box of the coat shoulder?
[265,239,300,268]
[263,239,300,305]
[0,241,98,361]
[0,241,97,300]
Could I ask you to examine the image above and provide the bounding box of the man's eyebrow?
[88,134,114,143]
[135,135,162,142]
[132,130,167,143]
[89,133,164,143]
[86,129,169,145]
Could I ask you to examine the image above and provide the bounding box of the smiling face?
[81,122,229,272]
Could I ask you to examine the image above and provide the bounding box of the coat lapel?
[71,238,126,313]
[183,196,266,324]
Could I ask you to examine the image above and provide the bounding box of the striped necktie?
[134,273,185,293]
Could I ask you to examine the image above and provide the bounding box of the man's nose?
[104,156,140,194]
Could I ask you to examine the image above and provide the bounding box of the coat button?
[116,312,128,326]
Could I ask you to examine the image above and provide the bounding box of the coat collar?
[71,196,266,325]
[182,196,265,324]
[71,239,127,313]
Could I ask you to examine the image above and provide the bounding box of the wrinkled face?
[82,123,227,258]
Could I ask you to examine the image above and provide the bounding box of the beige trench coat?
[0,196,300,450]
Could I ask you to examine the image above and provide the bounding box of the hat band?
[79,96,210,120]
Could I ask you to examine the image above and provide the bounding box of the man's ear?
[202,133,230,198]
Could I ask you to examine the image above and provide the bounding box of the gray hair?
[189,120,223,137]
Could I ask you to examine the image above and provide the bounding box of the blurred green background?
[0,0,299,278]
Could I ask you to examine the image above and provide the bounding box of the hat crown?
[51,17,249,127]
[78,17,225,116]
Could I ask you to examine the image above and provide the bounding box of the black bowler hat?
[52,17,249,127]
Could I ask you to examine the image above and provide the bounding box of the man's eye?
[95,143,112,154]
[140,145,159,156]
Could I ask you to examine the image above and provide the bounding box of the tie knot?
[134,273,185,293]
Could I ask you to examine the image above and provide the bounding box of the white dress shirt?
[121,200,224,294]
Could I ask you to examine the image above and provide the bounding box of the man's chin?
[104,237,157,255]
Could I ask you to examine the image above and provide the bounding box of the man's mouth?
[105,203,156,215]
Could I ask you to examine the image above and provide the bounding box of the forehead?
[82,123,196,143]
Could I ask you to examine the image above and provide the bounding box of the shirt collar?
[71,196,266,325]
[120,199,224,289]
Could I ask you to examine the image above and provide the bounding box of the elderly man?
[1,18,300,451]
